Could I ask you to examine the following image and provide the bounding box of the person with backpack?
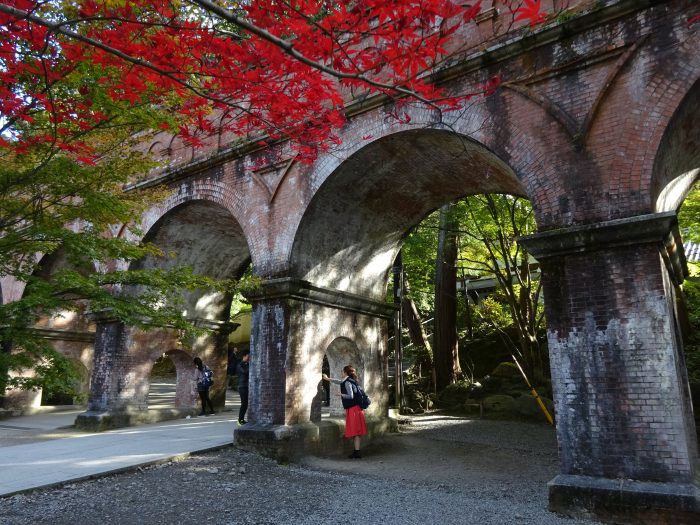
[236,349,250,426]
[193,357,215,416]
[323,364,368,459]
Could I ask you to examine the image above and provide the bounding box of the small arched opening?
[147,348,199,410]
[321,338,364,420]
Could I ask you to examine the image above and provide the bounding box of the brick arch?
[653,77,700,212]
[289,128,524,299]
[129,181,249,245]
[29,249,97,333]
[131,197,251,321]
[106,180,253,272]
[642,29,700,210]
[571,20,700,220]
[269,80,579,271]
[143,346,198,410]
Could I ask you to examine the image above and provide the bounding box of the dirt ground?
[0,412,596,525]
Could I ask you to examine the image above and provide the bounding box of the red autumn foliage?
[0,1,553,163]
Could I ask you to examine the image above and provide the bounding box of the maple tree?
[0,1,556,162]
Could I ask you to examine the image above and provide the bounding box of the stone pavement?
[0,413,237,497]
[0,383,242,497]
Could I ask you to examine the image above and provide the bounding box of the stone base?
[549,474,700,525]
[0,408,18,420]
[234,416,397,462]
[75,407,200,431]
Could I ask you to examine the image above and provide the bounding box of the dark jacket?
[236,360,249,390]
[341,378,359,409]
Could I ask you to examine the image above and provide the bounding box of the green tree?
[677,182,700,385]
[400,194,545,386]
[456,194,545,380]
[678,181,700,244]
[0,60,248,398]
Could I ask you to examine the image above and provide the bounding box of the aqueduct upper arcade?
[3,1,699,523]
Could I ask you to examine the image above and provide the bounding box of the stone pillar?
[76,314,236,430]
[75,312,131,430]
[247,292,291,426]
[520,212,700,524]
[237,278,396,460]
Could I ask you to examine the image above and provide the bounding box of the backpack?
[201,366,214,388]
[345,378,371,410]
[356,386,371,410]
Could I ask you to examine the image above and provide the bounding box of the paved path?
[0,382,243,497]
[0,413,237,497]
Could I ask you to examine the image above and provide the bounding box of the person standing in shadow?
[193,357,215,416]
[236,349,250,425]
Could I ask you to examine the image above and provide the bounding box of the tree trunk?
[402,277,433,382]
[402,278,432,355]
[392,251,405,409]
[434,203,462,391]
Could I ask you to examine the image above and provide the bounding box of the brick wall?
[543,243,695,482]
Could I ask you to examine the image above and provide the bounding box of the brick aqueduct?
[2,1,700,522]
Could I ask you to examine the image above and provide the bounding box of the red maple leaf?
[514,0,548,27]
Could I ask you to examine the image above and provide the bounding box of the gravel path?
[0,414,598,525]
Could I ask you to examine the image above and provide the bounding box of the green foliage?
[0,53,257,398]
[151,354,177,379]
[473,296,513,332]
[402,212,439,314]
[688,262,700,278]
[678,182,700,243]
[438,379,474,405]
[682,279,700,383]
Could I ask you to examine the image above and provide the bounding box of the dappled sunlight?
[49,310,77,328]
[193,291,228,320]
[407,414,477,424]
[300,233,399,299]
[147,380,177,409]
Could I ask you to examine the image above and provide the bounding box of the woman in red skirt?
[323,365,367,458]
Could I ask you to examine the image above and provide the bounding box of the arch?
[126,200,251,412]
[146,348,198,409]
[570,21,700,216]
[640,29,700,209]
[131,199,251,321]
[652,78,700,212]
[322,337,363,419]
[126,181,248,245]
[290,128,524,299]
[28,249,96,332]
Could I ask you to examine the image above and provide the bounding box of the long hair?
[193,357,203,370]
[343,365,358,381]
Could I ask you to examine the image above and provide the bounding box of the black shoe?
[349,450,361,459]
[237,420,247,426]
[199,412,206,416]
[209,411,215,415]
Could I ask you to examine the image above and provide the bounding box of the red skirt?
[344,405,367,438]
